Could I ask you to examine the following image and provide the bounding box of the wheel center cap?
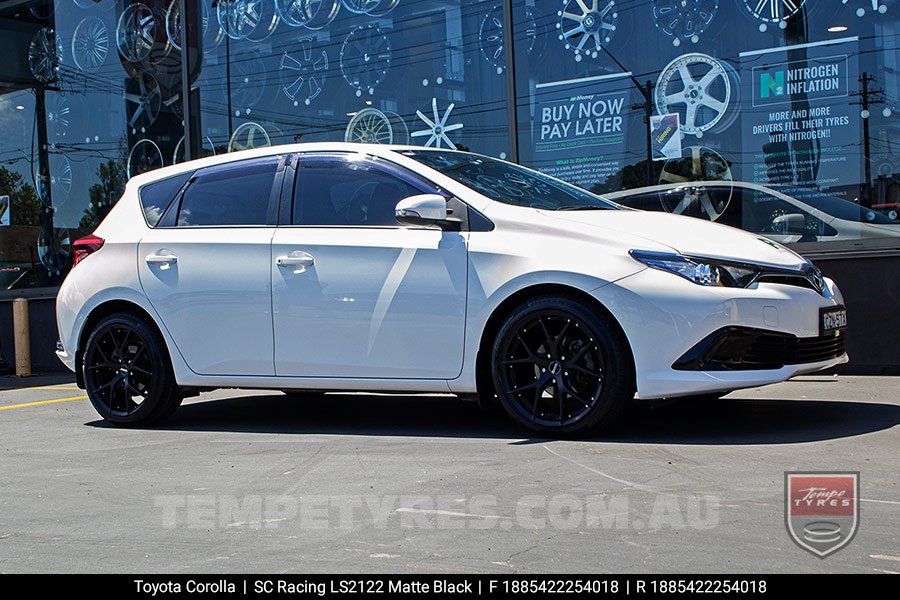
[548,361,562,376]
[119,367,128,375]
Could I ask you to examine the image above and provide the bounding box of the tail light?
[72,234,105,267]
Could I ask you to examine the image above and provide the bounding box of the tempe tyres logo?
[785,472,859,558]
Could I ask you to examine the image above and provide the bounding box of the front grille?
[755,274,819,292]
[673,327,846,371]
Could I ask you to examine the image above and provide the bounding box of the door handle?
[145,252,177,266]
[276,252,315,269]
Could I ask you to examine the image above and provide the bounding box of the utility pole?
[501,0,519,163]
[850,72,885,206]
[638,80,654,187]
[599,47,655,186]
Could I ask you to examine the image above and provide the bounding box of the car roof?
[126,142,461,188]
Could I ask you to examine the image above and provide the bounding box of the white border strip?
[536,71,632,89]
[739,36,859,58]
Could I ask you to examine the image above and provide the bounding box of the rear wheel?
[82,313,182,426]
[491,296,634,437]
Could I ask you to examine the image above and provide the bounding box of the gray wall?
[816,255,900,375]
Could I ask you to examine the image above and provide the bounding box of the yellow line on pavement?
[0,395,88,411]
[31,386,81,391]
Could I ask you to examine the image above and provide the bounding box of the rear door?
[138,156,284,375]
[271,154,468,378]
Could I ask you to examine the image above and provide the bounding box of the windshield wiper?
[556,205,605,211]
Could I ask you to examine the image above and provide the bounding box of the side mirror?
[395,194,449,225]
[772,213,806,234]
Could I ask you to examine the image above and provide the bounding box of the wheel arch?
[75,299,167,388]
[474,283,636,402]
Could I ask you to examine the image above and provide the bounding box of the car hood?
[540,209,809,269]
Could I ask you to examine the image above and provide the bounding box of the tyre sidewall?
[491,296,633,437]
[82,313,175,426]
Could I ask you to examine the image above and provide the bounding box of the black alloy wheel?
[83,313,182,425]
[491,296,634,436]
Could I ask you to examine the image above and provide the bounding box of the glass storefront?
[1,0,898,292]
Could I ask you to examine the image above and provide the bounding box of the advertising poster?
[738,37,861,199]
[0,194,9,226]
[531,72,631,189]
[650,113,681,160]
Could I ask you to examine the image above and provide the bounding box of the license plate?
[820,306,847,335]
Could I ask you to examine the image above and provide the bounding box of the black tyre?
[281,390,326,400]
[491,296,634,437]
[82,312,182,426]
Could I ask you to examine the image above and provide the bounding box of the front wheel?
[491,296,634,437]
[82,312,182,426]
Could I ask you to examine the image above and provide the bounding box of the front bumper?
[592,268,848,400]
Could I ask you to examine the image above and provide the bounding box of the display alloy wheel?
[411,98,463,149]
[491,297,633,437]
[125,72,161,133]
[345,108,393,144]
[127,138,164,178]
[280,37,329,107]
[655,52,731,138]
[557,0,618,61]
[340,24,391,97]
[228,121,271,152]
[480,5,539,73]
[117,3,158,63]
[658,145,733,221]
[83,313,183,426]
[742,0,808,31]
[28,27,63,83]
[652,0,719,46]
[72,16,109,73]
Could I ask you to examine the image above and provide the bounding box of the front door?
[272,154,468,378]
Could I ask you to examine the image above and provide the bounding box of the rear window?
[138,172,192,227]
[177,157,279,227]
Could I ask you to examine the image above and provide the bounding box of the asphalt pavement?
[0,375,897,573]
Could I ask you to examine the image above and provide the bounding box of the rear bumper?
[55,341,76,373]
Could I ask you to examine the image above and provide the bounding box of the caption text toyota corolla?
[55,143,849,436]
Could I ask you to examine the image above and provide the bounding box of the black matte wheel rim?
[497,310,605,428]
[85,323,154,417]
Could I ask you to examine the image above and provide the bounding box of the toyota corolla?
[56,143,848,436]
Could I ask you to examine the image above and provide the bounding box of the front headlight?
[629,250,759,288]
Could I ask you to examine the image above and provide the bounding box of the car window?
[401,149,618,211]
[139,171,192,227]
[613,186,741,228]
[177,157,279,227]
[772,185,900,224]
[741,188,837,239]
[613,190,665,212]
[294,157,424,226]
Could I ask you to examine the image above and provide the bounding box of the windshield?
[772,185,899,224]
[400,150,619,211]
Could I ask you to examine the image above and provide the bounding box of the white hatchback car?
[56,144,849,436]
